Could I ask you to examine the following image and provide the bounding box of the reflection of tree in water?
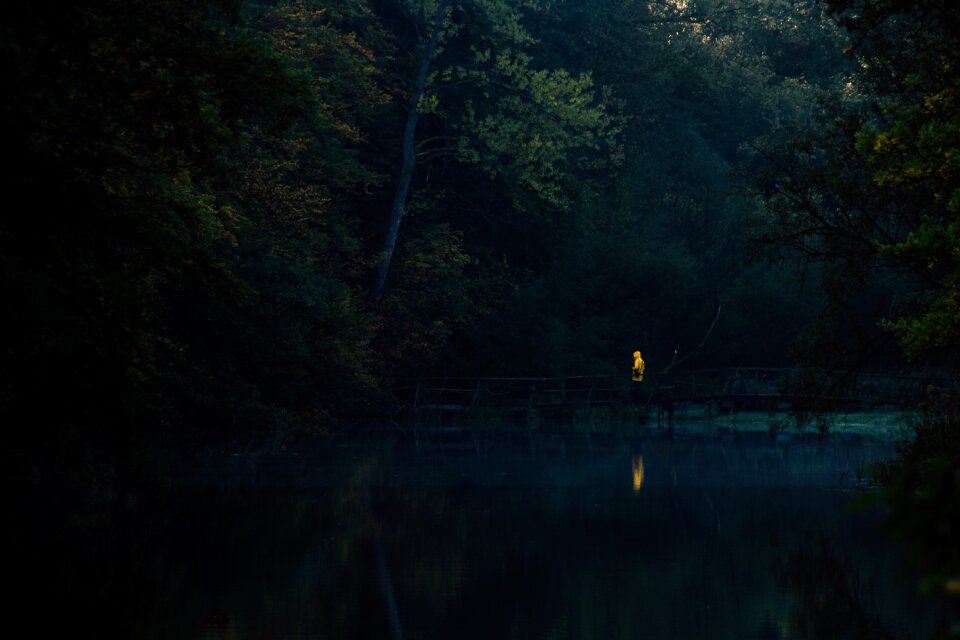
[23,450,936,639]
[772,530,910,640]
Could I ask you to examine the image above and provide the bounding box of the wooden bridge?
[403,368,953,418]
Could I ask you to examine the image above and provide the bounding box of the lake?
[16,431,938,639]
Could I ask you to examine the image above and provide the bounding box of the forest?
[1,0,958,617]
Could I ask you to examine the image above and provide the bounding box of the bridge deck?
[405,368,951,415]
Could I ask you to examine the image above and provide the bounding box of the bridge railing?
[650,368,791,401]
[405,369,956,412]
[413,375,628,410]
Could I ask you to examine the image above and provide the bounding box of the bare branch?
[662,304,723,374]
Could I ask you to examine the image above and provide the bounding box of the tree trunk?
[371,0,448,306]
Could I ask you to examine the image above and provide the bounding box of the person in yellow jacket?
[632,350,645,382]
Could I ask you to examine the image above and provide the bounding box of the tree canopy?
[1,0,955,480]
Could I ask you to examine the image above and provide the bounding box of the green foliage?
[3,0,307,477]
[1,0,881,492]
[5,0,956,631]
[1,0,391,490]
[874,391,960,630]
[456,56,622,210]
[756,0,960,363]
[756,0,960,630]
[376,223,487,374]
[859,81,960,357]
[405,0,624,212]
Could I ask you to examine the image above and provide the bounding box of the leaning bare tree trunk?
[662,304,722,374]
[371,0,449,306]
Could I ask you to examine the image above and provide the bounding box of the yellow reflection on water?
[632,455,645,493]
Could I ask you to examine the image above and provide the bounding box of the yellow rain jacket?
[632,351,645,382]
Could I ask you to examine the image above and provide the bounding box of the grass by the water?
[653,406,916,442]
[429,402,917,443]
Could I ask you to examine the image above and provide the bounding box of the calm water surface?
[21,433,939,639]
